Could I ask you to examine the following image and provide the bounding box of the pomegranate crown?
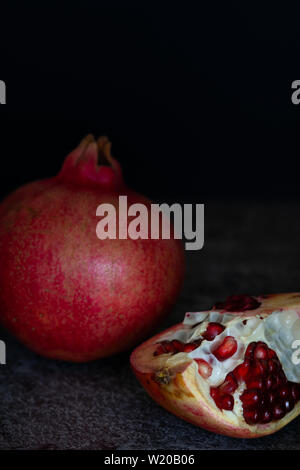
[58,134,123,190]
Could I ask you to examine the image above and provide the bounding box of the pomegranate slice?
[130,292,300,438]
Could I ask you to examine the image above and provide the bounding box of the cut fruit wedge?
[130,293,300,438]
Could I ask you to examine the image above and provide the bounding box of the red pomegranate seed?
[245,342,256,359]
[218,394,234,411]
[261,409,272,423]
[268,348,277,359]
[234,359,250,381]
[251,359,266,377]
[210,387,219,400]
[240,389,261,409]
[246,378,264,390]
[273,404,285,420]
[283,399,294,413]
[268,359,279,374]
[244,409,260,424]
[196,359,212,379]
[265,375,275,390]
[154,344,166,356]
[163,341,176,353]
[214,294,261,312]
[171,339,184,352]
[268,391,277,405]
[279,385,290,399]
[219,374,238,395]
[183,343,195,353]
[291,384,300,401]
[274,371,287,388]
[202,322,225,341]
[213,336,238,361]
[253,343,268,360]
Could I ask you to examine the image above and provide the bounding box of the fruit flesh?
[131,293,300,438]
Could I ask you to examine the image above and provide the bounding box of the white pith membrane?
[158,309,300,423]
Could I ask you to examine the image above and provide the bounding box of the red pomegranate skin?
[0,136,184,362]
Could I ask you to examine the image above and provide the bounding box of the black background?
[1,2,300,201]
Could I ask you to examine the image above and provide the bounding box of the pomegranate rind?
[131,294,300,438]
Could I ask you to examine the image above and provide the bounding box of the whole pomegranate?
[0,135,184,361]
[131,293,300,437]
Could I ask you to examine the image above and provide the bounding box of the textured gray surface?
[1,201,300,450]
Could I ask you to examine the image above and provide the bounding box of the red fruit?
[0,136,184,361]
[213,336,237,361]
[202,322,225,341]
[131,293,300,438]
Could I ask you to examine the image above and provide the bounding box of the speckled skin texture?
[1,201,300,449]
[0,139,184,361]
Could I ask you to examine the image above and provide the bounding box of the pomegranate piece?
[131,292,300,438]
[213,336,238,361]
[202,322,225,341]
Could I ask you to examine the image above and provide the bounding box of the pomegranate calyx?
[58,134,123,190]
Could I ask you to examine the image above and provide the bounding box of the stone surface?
[1,201,300,449]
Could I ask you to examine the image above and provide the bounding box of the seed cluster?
[211,341,300,425]
[154,322,300,426]
[153,321,225,356]
[214,294,261,312]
